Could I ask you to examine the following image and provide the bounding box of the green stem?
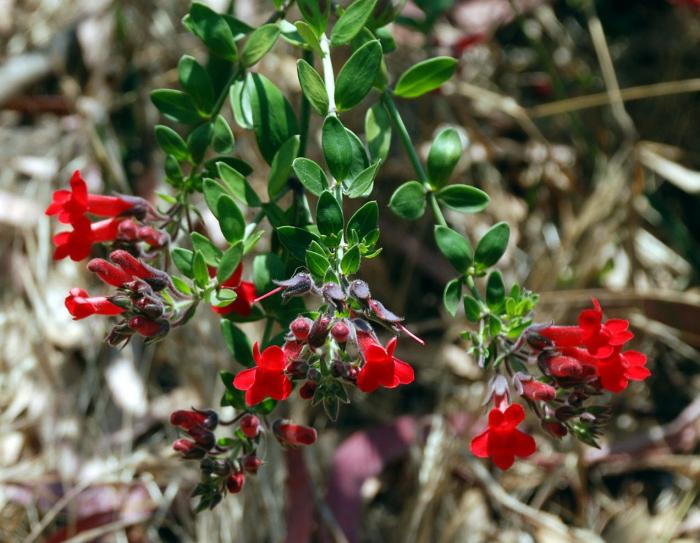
[381,92,447,227]
[466,275,482,302]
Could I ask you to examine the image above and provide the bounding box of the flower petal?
[393,358,414,385]
[260,345,286,370]
[512,430,536,458]
[491,449,515,470]
[470,430,489,458]
[504,404,525,427]
[233,368,256,391]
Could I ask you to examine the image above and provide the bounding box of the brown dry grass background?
[1,0,700,541]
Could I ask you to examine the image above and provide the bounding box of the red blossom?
[64,288,124,320]
[46,170,137,224]
[211,264,257,317]
[87,258,132,287]
[471,403,536,470]
[521,379,556,402]
[226,471,245,493]
[356,336,414,393]
[53,217,121,261]
[233,343,293,406]
[272,419,317,447]
[109,249,155,279]
[128,316,166,337]
[239,414,260,438]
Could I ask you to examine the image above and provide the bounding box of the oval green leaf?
[388,181,426,220]
[427,127,462,188]
[322,116,352,181]
[335,40,383,111]
[297,59,329,116]
[292,157,328,196]
[436,184,490,213]
[394,56,458,99]
[434,225,472,273]
[474,222,510,271]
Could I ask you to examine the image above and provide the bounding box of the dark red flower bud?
[299,381,317,400]
[240,414,260,438]
[526,332,553,350]
[87,258,132,287]
[308,314,332,349]
[173,438,207,459]
[109,250,153,279]
[345,366,359,382]
[226,471,245,494]
[171,409,206,431]
[547,356,584,378]
[287,360,309,379]
[331,322,350,343]
[291,317,312,341]
[330,360,345,378]
[242,455,263,474]
[542,420,568,438]
[521,380,557,402]
[117,219,140,240]
[138,226,168,248]
[306,367,321,382]
[187,426,216,449]
[272,419,317,447]
[128,316,168,337]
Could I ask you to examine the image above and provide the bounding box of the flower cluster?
[170,409,316,511]
[471,298,651,469]
[46,170,167,261]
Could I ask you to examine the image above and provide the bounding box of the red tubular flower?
[595,349,651,393]
[128,316,167,337]
[356,336,414,393]
[87,258,132,287]
[53,217,121,261]
[211,264,257,317]
[471,404,536,470]
[46,170,140,224]
[233,343,293,406]
[170,409,217,432]
[109,250,154,279]
[65,288,124,320]
[272,419,318,447]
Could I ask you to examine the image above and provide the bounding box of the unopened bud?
[291,317,312,341]
[521,380,557,402]
[240,414,260,438]
[287,360,309,379]
[308,314,332,349]
[299,381,317,400]
[242,455,263,474]
[273,273,314,298]
[226,471,245,494]
[349,280,371,301]
[322,283,346,310]
[331,322,350,343]
[87,258,132,287]
[542,420,568,438]
[128,316,168,338]
[272,419,318,447]
[547,355,584,378]
[173,438,206,459]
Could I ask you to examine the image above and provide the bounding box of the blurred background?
[1,0,700,541]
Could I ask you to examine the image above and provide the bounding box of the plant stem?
[381,92,447,227]
[466,274,482,302]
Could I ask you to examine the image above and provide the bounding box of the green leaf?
[434,225,472,273]
[203,178,227,215]
[306,250,331,280]
[220,323,254,367]
[486,271,505,312]
[211,115,234,153]
[253,253,285,294]
[247,73,299,163]
[185,3,237,60]
[164,155,183,184]
[346,161,380,198]
[345,128,370,180]
[316,190,344,235]
[187,122,213,163]
[217,243,243,283]
[295,21,322,52]
[464,296,481,322]
[322,116,352,180]
[427,127,462,187]
[241,23,280,66]
[230,79,253,129]
[217,162,261,207]
[191,232,222,265]
[298,0,330,34]
[443,278,462,317]
[217,195,246,243]
[278,19,305,48]
[365,103,392,162]
[268,135,300,199]
[221,15,254,40]
[393,56,458,99]
[292,157,328,196]
[341,245,361,275]
[297,59,328,116]
[388,181,426,220]
[172,248,194,278]
[474,222,510,270]
[150,89,202,124]
[347,201,378,241]
[193,251,209,288]
[436,184,490,213]
[331,0,378,45]
[276,226,320,260]
[335,40,382,111]
[172,275,192,295]
[154,125,189,162]
[178,55,215,114]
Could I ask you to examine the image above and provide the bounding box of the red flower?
[233,342,292,406]
[565,346,650,393]
[211,264,257,317]
[521,379,556,402]
[65,288,124,320]
[356,336,414,393]
[53,217,120,261]
[109,249,155,279]
[471,403,536,470]
[87,258,133,287]
[46,170,136,224]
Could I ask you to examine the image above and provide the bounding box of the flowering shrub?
[45,0,651,510]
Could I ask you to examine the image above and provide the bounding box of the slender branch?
[320,34,337,117]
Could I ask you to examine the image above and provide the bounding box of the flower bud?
[117,219,140,240]
[345,366,359,382]
[290,317,312,341]
[521,380,557,402]
[171,409,206,431]
[87,258,132,287]
[546,355,584,378]
[226,471,245,494]
[188,426,216,449]
[526,332,553,350]
[138,225,168,248]
[308,314,332,349]
[542,420,568,438]
[349,280,371,302]
[273,273,314,298]
[322,283,346,310]
[331,322,350,343]
[173,438,207,459]
[109,249,153,279]
[330,360,345,378]
[287,360,309,379]
[299,381,317,400]
[272,419,318,448]
[306,367,321,382]
[242,455,263,474]
[240,414,260,438]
